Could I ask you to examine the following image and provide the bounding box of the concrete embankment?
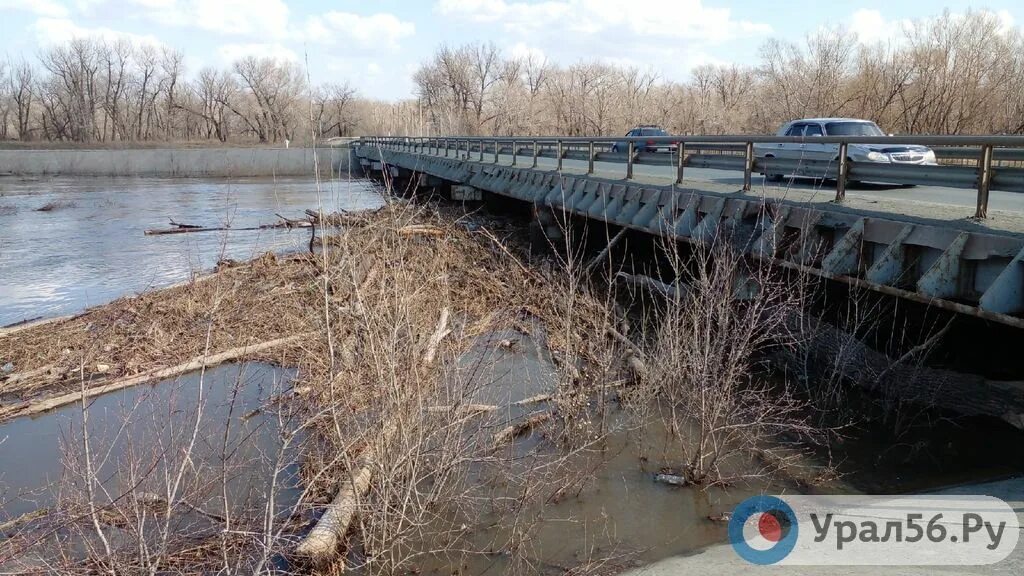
[0,146,352,178]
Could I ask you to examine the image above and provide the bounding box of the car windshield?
[824,122,885,137]
[640,128,668,136]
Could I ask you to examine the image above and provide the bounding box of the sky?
[1,0,1021,100]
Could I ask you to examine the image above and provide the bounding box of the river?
[0,176,383,326]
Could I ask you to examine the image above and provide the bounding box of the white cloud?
[192,0,289,38]
[32,17,163,47]
[437,0,770,42]
[0,0,68,17]
[303,11,415,50]
[849,8,1021,46]
[217,42,297,64]
[509,42,545,63]
[849,9,910,44]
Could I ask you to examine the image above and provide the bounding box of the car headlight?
[924,150,937,164]
[866,151,888,162]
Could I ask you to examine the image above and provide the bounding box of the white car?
[755,118,938,183]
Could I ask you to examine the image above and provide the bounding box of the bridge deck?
[356,144,1024,329]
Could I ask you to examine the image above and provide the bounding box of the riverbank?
[0,146,351,178]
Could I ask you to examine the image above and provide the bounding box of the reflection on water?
[0,362,301,522]
[0,176,384,325]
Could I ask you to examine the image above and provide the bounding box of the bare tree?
[8,59,35,140]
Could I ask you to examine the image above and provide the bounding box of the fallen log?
[775,317,1024,429]
[294,465,373,563]
[295,418,399,563]
[422,307,451,366]
[621,272,1024,427]
[614,271,688,300]
[585,227,628,274]
[0,507,50,533]
[493,412,551,448]
[398,224,445,237]
[0,334,308,422]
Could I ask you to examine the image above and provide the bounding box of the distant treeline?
[1,9,1020,143]
[409,9,1024,137]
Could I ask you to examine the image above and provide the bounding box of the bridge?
[353,134,1024,329]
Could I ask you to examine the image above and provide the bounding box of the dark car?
[611,126,677,154]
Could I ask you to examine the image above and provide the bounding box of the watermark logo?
[728,495,800,564]
[728,495,1019,565]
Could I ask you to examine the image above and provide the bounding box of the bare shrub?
[627,238,818,485]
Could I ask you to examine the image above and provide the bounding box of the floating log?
[145,217,310,235]
[0,334,308,422]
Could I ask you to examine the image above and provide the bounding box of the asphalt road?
[402,148,1024,235]
[532,156,1024,214]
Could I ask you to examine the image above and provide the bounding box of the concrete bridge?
[354,134,1024,329]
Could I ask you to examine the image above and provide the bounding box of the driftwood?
[616,271,1024,427]
[614,271,688,300]
[776,317,1024,429]
[294,465,373,563]
[0,314,77,338]
[422,307,451,366]
[493,412,551,448]
[295,418,399,563]
[585,227,628,274]
[0,334,307,422]
[398,224,445,237]
[425,393,557,415]
[145,217,310,235]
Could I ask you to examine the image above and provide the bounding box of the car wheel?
[764,155,783,182]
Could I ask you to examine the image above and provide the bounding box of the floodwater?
[0,362,301,522]
[410,328,793,573]
[0,176,384,326]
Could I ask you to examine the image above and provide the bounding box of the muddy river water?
[0,176,383,326]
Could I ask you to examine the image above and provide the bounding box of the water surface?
[0,362,301,521]
[0,176,383,325]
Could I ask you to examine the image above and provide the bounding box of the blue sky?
[1,0,1021,100]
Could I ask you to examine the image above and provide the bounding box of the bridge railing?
[358,134,1024,219]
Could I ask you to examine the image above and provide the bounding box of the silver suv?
[755,118,937,182]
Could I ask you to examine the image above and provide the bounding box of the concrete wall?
[0,146,352,178]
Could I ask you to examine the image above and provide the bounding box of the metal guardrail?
[359,135,1024,219]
